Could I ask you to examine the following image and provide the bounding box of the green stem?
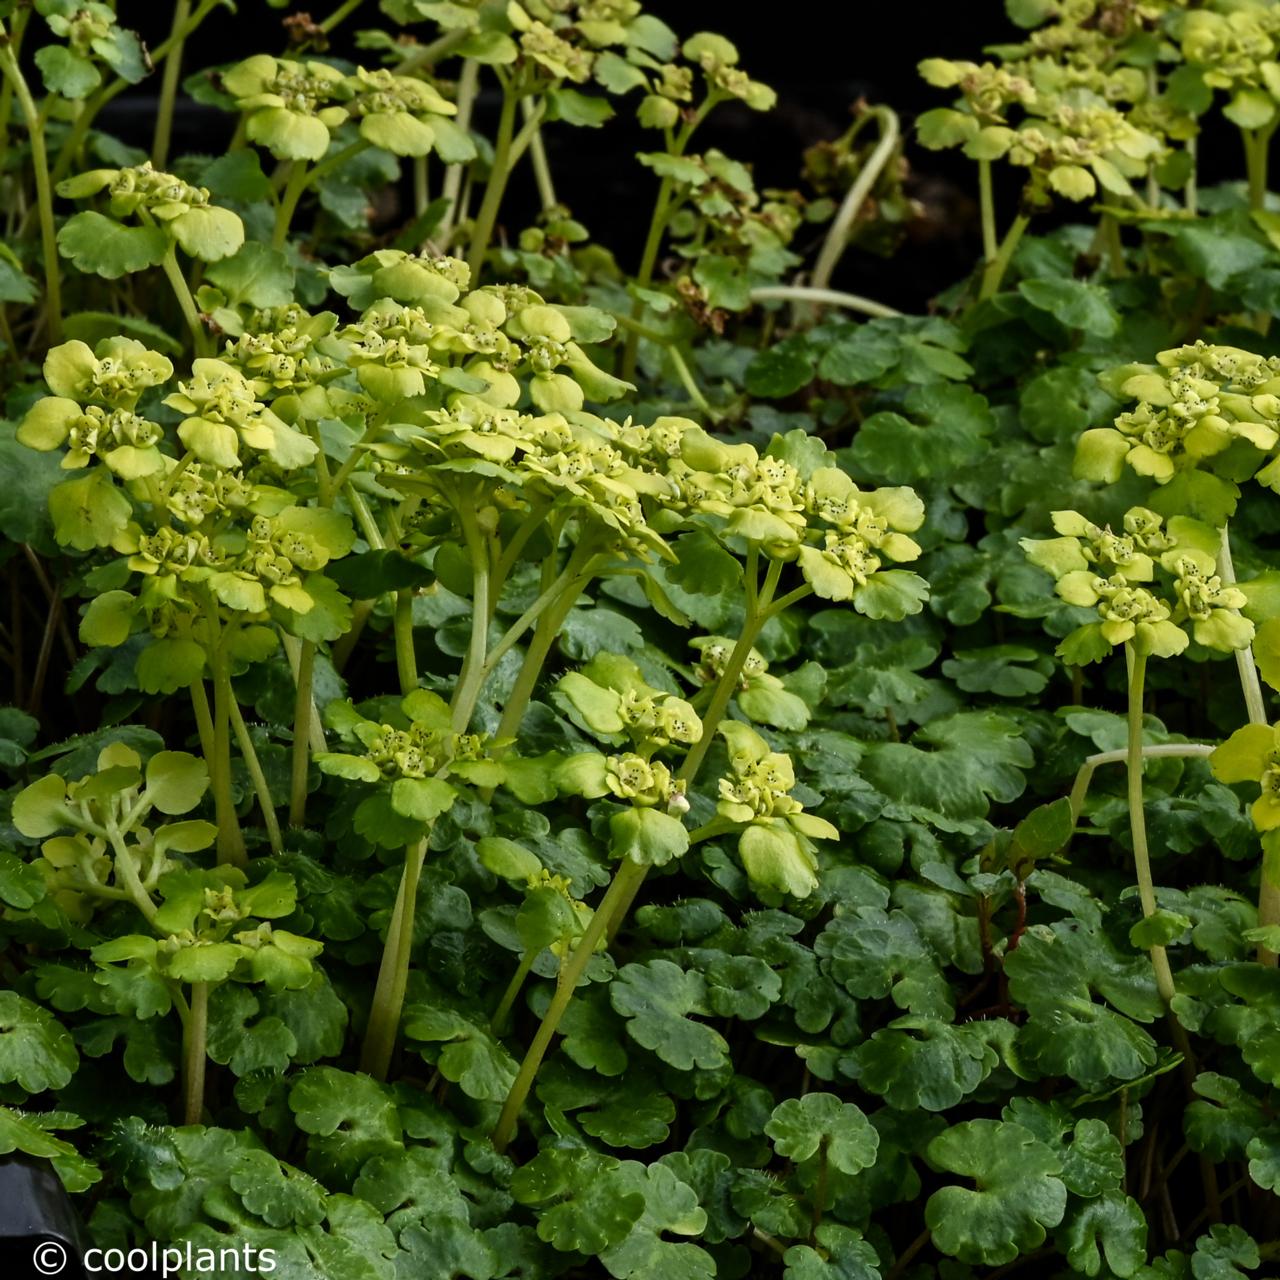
[161,247,209,355]
[978,212,1030,301]
[360,837,428,1080]
[151,0,191,168]
[268,141,371,248]
[492,947,537,1033]
[467,85,519,276]
[1245,126,1274,213]
[810,1141,829,1244]
[604,574,775,946]
[438,59,479,243]
[492,573,583,748]
[396,26,469,75]
[494,567,779,1138]
[525,102,557,212]
[330,414,388,493]
[620,100,717,381]
[274,161,312,249]
[105,824,159,924]
[1124,647,1176,1005]
[394,589,418,695]
[228,697,283,855]
[413,155,429,219]
[1145,68,1160,209]
[621,174,675,383]
[1100,213,1126,277]
[289,640,316,827]
[450,503,493,733]
[210,644,248,867]
[0,8,27,158]
[492,857,646,1152]
[1185,134,1198,217]
[479,559,597,686]
[183,982,209,1125]
[978,158,997,265]
[1218,524,1278,963]
[0,35,61,344]
[189,678,217,766]
[319,0,363,33]
[677,568,776,786]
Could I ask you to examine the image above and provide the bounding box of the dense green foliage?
[7,0,1280,1276]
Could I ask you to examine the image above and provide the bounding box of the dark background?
[107,2,1018,309]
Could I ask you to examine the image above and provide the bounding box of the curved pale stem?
[810,105,900,291]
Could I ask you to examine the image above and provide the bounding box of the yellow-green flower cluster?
[715,721,837,899]
[1080,343,1280,486]
[1022,506,1254,659]
[918,55,1161,200]
[57,163,244,261]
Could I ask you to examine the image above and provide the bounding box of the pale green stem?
[329,415,388,493]
[979,212,1031,301]
[749,285,899,319]
[160,247,209,355]
[0,8,28,157]
[1244,125,1275,213]
[491,542,598,748]
[479,559,599,686]
[282,633,327,754]
[1068,743,1214,830]
[396,26,469,75]
[492,858,645,1152]
[189,678,217,766]
[811,105,899,291]
[274,162,312,249]
[438,59,479,243]
[319,0,363,33]
[493,562,780,1146]
[450,506,493,733]
[604,571,775,944]
[677,559,779,786]
[621,100,718,381]
[183,982,209,1125]
[524,97,557,212]
[1125,647,1176,1004]
[1185,134,1198,217]
[395,590,418,695]
[1218,525,1267,725]
[978,158,997,265]
[0,36,61,343]
[151,0,191,168]
[1145,68,1160,208]
[360,837,429,1080]
[228,697,283,855]
[210,643,248,868]
[492,947,537,1033]
[467,85,519,275]
[1218,524,1278,962]
[105,823,159,924]
[414,155,429,218]
[289,640,316,827]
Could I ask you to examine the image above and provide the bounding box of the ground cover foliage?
[7,0,1280,1276]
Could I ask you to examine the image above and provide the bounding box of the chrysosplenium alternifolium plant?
[15,233,930,1121]
[13,0,1280,1275]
